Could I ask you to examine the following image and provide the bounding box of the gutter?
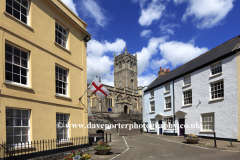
[173,79,176,136]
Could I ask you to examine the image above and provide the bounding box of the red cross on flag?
[88,77,110,98]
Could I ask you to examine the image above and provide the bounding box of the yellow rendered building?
[0,0,91,144]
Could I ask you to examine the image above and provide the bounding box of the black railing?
[0,136,89,160]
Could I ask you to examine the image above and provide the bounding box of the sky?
[61,0,239,87]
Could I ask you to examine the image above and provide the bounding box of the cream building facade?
[0,0,90,144]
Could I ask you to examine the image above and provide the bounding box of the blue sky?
[62,0,239,87]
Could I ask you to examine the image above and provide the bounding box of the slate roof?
[144,35,240,93]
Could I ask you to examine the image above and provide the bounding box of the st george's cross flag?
[88,77,110,98]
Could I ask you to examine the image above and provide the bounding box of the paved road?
[89,134,240,160]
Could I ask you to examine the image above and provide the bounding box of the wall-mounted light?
[83,35,91,42]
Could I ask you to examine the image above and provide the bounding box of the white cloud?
[173,0,185,5]
[82,0,108,27]
[182,0,234,28]
[160,22,180,35]
[87,39,126,85]
[136,36,168,75]
[138,74,157,87]
[150,59,168,70]
[61,0,78,16]
[159,41,208,67]
[140,30,152,38]
[138,0,166,26]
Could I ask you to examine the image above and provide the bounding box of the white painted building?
[143,35,240,140]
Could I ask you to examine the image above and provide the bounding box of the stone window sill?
[199,131,215,134]
[55,94,72,100]
[182,104,192,108]
[164,91,170,94]
[149,111,155,114]
[4,11,34,32]
[149,96,154,99]
[164,109,171,111]
[54,42,71,54]
[209,98,224,103]
[210,72,222,78]
[4,81,34,91]
[150,129,155,131]
[182,84,191,88]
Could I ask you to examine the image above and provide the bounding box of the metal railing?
[0,136,89,160]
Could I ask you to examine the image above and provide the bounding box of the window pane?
[6,118,13,126]
[22,128,28,135]
[5,44,12,53]
[63,89,66,95]
[22,110,28,118]
[21,14,27,23]
[21,51,28,60]
[6,109,13,117]
[14,119,21,126]
[21,68,27,76]
[6,0,13,6]
[56,87,59,93]
[14,136,21,143]
[5,71,12,81]
[13,65,20,74]
[22,136,28,143]
[6,137,13,144]
[14,56,20,65]
[14,128,21,135]
[6,4,12,15]
[5,62,12,72]
[14,110,21,117]
[22,119,28,126]
[5,52,12,62]
[6,128,13,135]
[21,76,27,85]
[13,9,20,19]
[14,1,20,11]
[21,6,27,16]
[13,74,20,83]
[22,0,28,7]
[21,59,27,68]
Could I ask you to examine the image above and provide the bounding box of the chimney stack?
[158,67,170,76]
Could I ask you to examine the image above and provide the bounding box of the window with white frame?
[6,108,30,144]
[150,101,155,112]
[211,61,222,75]
[183,75,191,85]
[165,117,173,129]
[150,119,155,129]
[5,43,29,86]
[201,113,214,131]
[56,66,68,96]
[183,90,192,105]
[165,83,170,92]
[55,22,68,48]
[210,80,224,99]
[6,0,29,24]
[165,97,171,109]
[150,90,154,97]
[56,113,69,140]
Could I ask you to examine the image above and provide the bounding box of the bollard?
[106,133,108,143]
[110,133,111,142]
[214,132,217,148]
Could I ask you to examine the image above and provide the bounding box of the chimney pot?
[167,69,170,72]
[164,68,166,72]
[160,67,162,71]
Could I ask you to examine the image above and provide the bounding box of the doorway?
[159,120,162,134]
[124,105,128,114]
[179,119,185,136]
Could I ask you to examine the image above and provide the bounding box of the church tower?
[114,46,138,91]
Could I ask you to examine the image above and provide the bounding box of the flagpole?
[79,76,98,101]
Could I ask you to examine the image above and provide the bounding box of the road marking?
[109,136,129,160]
[144,134,239,152]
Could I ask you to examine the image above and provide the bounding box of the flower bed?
[64,150,91,160]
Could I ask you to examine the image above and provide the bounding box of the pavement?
[85,133,240,160]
